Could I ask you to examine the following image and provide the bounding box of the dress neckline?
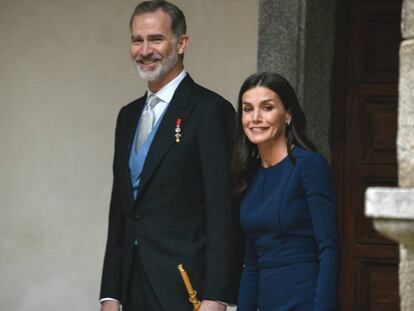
[259,149,294,171]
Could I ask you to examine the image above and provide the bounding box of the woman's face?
[241,86,291,148]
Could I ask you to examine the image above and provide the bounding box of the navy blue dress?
[237,147,339,311]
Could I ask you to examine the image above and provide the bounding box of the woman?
[232,72,339,311]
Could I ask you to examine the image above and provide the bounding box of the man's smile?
[137,56,162,69]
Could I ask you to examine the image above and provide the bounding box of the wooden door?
[332,0,402,310]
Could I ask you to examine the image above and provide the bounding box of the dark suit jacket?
[100,75,243,310]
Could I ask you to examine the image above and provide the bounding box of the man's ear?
[177,35,189,55]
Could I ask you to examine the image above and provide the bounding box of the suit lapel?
[120,96,146,212]
[136,75,195,203]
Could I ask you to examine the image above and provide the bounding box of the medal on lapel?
[175,118,182,143]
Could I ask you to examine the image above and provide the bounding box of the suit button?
[135,215,140,220]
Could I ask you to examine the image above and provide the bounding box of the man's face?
[130,9,183,82]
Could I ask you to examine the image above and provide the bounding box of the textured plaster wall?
[0,1,257,310]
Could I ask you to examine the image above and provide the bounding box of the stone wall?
[398,0,414,187]
[258,0,336,158]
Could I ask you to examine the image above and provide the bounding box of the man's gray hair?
[129,1,187,39]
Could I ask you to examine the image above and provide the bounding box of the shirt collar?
[147,70,187,104]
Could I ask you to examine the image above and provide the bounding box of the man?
[100,1,242,311]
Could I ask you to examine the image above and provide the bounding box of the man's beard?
[133,47,179,82]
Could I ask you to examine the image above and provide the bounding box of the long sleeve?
[237,237,259,311]
[100,109,126,301]
[243,237,258,267]
[197,97,243,303]
[300,154,339,311]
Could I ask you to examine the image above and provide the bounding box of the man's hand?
[199,300,226,311]
[100,300,120,311]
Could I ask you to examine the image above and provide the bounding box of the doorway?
[332,0,402,310]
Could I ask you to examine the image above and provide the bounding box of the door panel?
[333,0,402,310]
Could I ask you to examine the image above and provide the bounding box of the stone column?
[258,0,336,158]
[365,1,414,310]
[399,0,414,188]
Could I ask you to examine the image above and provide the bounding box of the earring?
[286,119,291,126]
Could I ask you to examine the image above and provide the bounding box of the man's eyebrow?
[131,34,142,40]
[130,34,165,40]
[147,34,165,40]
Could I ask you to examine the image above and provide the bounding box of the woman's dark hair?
[231,72,316,196]
[129,0,187,39]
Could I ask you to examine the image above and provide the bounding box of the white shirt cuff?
[100,298,119,303]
